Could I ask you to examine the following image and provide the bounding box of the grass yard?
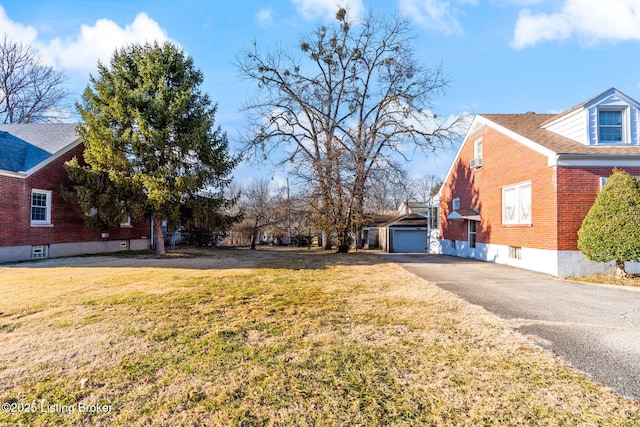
[1,248,639,426]
[570,273,640,288]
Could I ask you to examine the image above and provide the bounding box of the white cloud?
[41,13,172,72]
[512,0,640,49]
[291,0,363,21]
[257,8,274,25]
[0,5,38,43]
[398,0,465,36]
[1,7,173,73]
[492,0,541,5]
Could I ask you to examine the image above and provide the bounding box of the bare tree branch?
[236,8,465,252]
[0,34,71,123]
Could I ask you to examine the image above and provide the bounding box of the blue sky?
[3,0,640,185]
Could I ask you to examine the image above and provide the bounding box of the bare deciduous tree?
[237,8,465,252]
[242,178,276,250]
[406,175,442,204]
[364,167,410,214]
[0,34,70,123]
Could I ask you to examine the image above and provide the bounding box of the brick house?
[438,88,640,276]
[0,124,151,263]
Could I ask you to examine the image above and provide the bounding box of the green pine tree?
[578,169,640,277]
[65,41,237,255]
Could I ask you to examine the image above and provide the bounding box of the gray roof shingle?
[481,113,640,156]
[0,124,79,173]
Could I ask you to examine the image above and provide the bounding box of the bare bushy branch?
[0,34,71,123]
[236,8,464,251]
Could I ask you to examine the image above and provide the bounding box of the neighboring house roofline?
[379,213,428,228]
[0,169,28,178]
[21,138,82,176]
[0,138,82,178]
[0,124,81,178]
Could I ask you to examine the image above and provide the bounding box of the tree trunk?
[336,227,351,253]
[615,260,627,278]
[154,215,166,256]
[322,230,332,250]
[250,218,259,250]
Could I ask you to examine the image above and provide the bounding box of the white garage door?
[392,229,427,253]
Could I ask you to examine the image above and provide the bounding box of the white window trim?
[120,216,132,228]
[31,245,49,259]
[509,246,522,259]
[596,107,629,145]
[30,189,52,227]
[452,197,460,211]
[468,220,477,248]
[502,181,532,225]
[600,175,640,190]
[474,137,483,161]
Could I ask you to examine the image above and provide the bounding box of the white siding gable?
[543,88,640,147]
[542,107,587,144]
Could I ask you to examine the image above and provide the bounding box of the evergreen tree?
[578,169,640,277]
[66,41,237,255]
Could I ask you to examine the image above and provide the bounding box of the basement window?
[509,246,522,260]
[31,245,49,259]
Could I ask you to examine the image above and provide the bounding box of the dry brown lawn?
[569,273,640,288]
[1,248,639,426]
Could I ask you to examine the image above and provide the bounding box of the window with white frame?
[468,220,477,248]
[502,182,531,225]
[474,137,483,161]
[598,109,623,143]
[31,190,52,226]
[452,197,460,211]
[118,201,132,227]
[509,246,522,259]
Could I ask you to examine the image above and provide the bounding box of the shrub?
[578,169,640,277]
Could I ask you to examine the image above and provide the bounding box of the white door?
[468,220,477,258]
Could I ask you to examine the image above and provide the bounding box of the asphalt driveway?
[378,253,640,401]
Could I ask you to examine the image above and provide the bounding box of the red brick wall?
[440,122,640,252]
[440,126,558,250]
[0,144,150,248]
[556,166,640,250]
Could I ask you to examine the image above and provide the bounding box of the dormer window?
[542,88,638,146]
[598,109,623,143]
